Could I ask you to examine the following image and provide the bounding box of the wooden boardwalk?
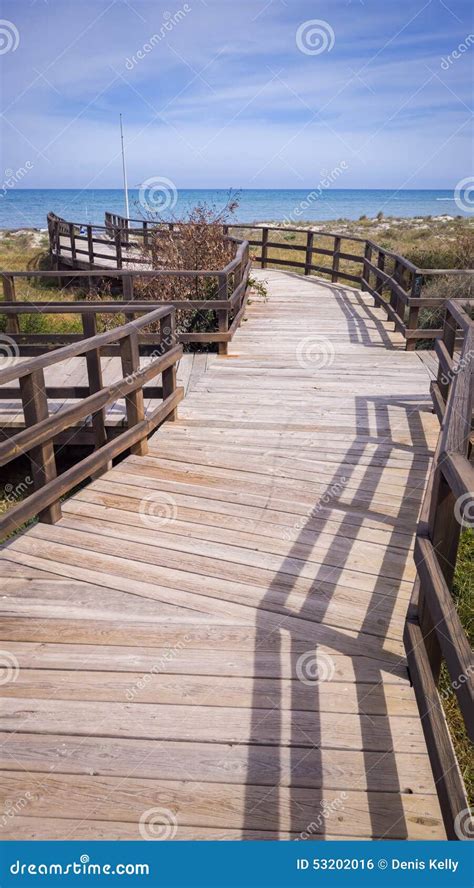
[0,270,445,840]
[0,353,209,432]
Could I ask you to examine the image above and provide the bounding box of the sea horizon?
[0,186,469,230]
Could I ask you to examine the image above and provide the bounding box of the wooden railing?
[104,211,159,246]
[0,304,183,539]
[49,212,243,268]
[1,236,251,355]
[404,299,473,839]
[48,212,151,268]
[225,224,472,350]
[48,213,472,350]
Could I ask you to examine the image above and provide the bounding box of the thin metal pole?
[120,113,130,219]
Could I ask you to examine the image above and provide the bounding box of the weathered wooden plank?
[0,774,444,839]
[0,733,438,795]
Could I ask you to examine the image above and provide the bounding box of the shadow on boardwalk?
[244,278,431,839]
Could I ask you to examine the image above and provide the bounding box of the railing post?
[68,223,76,263]
[19,369,61,525]
[160,310,178,421]
[331,235,341,283]
[375,250,385,299]
[82,313,110,474]
[87,225,94,266]
[2,274,20,336]
[361,241,372,292]
[437,305,457,407]
[115,228,123,269]
[143,221,149,250]
[122,274,135,323]
[217,272,229,356]
[119,328,148,456]
[304,230,314,276]
[261,227,269,269]
[54,219,61,267]
[406,271,423,351]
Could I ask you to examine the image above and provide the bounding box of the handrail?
[0,305,173,385]
[404,299,473,839]
[222,223,473,349]
[2,230,251,354]
[41,212,474,351]
[0,304,183,539]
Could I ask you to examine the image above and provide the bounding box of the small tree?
[133,193,240,345]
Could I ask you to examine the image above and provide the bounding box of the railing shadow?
[242,277,432,839]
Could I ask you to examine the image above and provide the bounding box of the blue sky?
[0,0,472,189]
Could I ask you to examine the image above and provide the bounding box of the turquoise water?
[0,188,468,230]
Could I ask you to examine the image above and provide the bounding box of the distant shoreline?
[0,188,471,230]
[0,211,466,236]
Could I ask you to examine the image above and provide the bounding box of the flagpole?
[119,113,130,219]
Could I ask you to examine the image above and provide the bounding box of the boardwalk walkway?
[0,270,444,839]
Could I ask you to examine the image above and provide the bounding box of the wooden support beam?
[119,330,148,456]
[19,369,61,526]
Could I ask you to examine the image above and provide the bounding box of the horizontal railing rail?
[43,214,473,351]
[0,304,183,539]
[2,233,251,355]
[224,223,473,350]
[404,299,473,839]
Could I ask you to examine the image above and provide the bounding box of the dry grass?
[438,529,473,804]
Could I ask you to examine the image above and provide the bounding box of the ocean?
[0,188,469,230]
